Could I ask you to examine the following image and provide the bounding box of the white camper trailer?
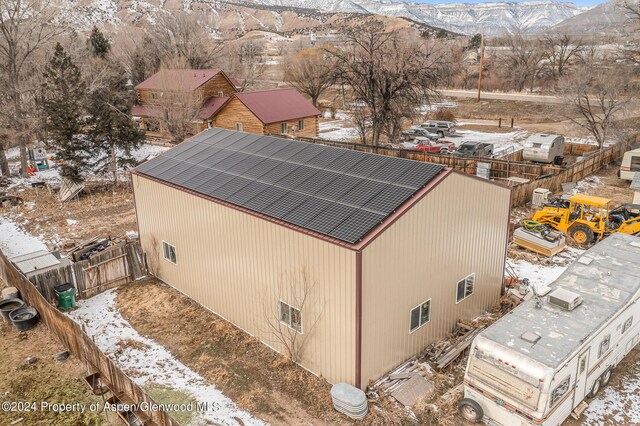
[460,233,640,426]
[619,147,640,181]
[522,134,564,164]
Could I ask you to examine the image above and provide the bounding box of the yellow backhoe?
[531,194,640,245]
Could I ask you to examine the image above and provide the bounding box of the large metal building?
[132,128,511,389]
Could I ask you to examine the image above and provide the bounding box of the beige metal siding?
[360,173,510,387]
[133,174,357,385]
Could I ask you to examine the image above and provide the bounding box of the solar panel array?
[136,128,444,243]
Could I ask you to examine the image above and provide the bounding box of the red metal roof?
[234,88,321,124]
[131,104,164,118]
[135,69,224,92]
[199,96,230,120]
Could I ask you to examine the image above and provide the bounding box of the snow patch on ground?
[582,359,640,425]
[0,216,48,258]
[67,290,266,426]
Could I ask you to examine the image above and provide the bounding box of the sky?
[413,0,603,7]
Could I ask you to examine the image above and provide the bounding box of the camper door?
[573,349,590,405]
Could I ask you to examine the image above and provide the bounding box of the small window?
[456,273,475,303]
[278,301,302,333]
[631,156,640,172]
[236,123,243,132]
[151,92,158,100]
[409,299,431,332]
[599,334,611,358]
[623,317,633,333]
[281,122,287,134]
[579,356,587,374]
[162,241,177,264]
[550,376,571,407]
[218,91,224,97]
[298,119,305,131]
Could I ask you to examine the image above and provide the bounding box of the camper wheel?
[600,368,612,386]
[587,378,601,398]
[459,398,483,422]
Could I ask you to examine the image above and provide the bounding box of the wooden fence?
[0,248,176,426]
[29,242,146,304]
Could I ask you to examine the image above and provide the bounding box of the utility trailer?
[460,233,640,425]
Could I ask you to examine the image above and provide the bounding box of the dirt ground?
[0,314,109,425]
[5,183,137,248]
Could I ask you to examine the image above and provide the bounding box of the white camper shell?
[522,134,564,164]
[619,147,640,180]
[461,233,640,426]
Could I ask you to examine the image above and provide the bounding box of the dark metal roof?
[135,128,445,244]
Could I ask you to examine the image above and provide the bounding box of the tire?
[440,148,450,154]
[459,398,483,422]
[568,225,595,246]
[587,378,601,398]
[600,368,612,386]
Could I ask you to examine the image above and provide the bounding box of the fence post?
[510,118,514,128]
[498,118,502,128]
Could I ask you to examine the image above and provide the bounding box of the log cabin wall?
[213,98,265,134]
[197,74,237,99]
[264,116,319,138]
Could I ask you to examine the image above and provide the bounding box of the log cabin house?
[131,69,320,141]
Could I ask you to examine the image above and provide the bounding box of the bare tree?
[328,22,447,146]
[222,40,267,91]
[146,11,222,70]
[542,34,583,84]
[284,48,335,107]
[262,269,324,364]
[560,65,635,148]
[498,31,544,92]
[0,0,67,177]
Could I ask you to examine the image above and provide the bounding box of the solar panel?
[136,128,444,244]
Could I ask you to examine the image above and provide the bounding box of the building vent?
[548,288,583,311]
[521,331,541,344]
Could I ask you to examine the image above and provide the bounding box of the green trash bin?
[54,283,76,311]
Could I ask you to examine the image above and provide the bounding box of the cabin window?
[281,122,287,134]
[162,241,177,264]
[409,299,431,333]
[151,92,158,100]
[598,334,611,358]
[218,91,224,97]
[456,273,475,303]
[550,376,571,407]
[631,156,640,172]
[236,123,243,132]
[623,317,633,333]
[298,119,305,131]
[278,301,302,333]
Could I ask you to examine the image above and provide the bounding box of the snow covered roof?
[479,233,640,369]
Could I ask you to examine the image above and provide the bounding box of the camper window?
[623,317,633,333]
[599,335,611,358]
[532,143,542,148]
[550,376,571,407]
[631,156,640,172]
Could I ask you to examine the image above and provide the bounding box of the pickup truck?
[453,141,494,157]
[400,137,456,154]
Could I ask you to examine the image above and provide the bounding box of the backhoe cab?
[532,194,640,246]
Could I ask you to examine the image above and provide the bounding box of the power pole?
[477,33,485,102]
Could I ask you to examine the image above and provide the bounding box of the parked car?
[454,141,494,157]
[420,121,456,137]
[402,127,440,141]
[400,137,456,154]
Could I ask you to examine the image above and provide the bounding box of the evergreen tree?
[41,43,89,183]
[86,64,143,184]
[88,27,111,59]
